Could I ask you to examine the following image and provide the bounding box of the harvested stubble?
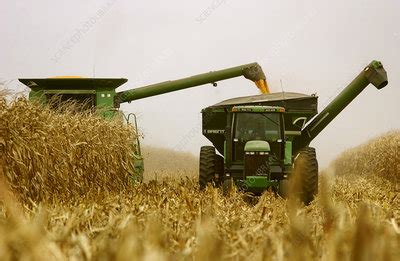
[0,97,399,260]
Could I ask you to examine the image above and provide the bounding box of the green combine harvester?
[200,60,388,204]
[19,63,268,180]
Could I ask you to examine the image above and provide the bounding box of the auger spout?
[295,60,388,150]
[116,62,268,106]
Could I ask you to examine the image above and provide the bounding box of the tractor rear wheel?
[199,146,224,189]
[293,147,318,205]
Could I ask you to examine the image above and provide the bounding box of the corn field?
[0,97,399,260]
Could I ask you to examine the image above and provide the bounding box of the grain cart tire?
[199,146,223,189]
[292,147,318,205]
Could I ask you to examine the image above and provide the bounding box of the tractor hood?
[244,141,271,152]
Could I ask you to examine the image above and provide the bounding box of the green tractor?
[19,62,268,180]
[199,60,388,204]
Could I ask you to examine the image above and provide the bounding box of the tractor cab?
[230,106,286,185]
[231,105,285,162]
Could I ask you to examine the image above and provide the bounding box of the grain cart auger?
[200,60,388,204]
[19,62,268,180]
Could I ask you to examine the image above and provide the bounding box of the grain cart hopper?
[200,60,388,204]
[19,62,268,180]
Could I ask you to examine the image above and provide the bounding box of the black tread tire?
[199,146,223,189]
[293,147,319,205]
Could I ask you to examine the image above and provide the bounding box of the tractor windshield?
[234,113,281,141]
[233,112,282,161]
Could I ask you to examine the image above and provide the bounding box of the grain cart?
[19,62,268,180]
[200,60,388,204]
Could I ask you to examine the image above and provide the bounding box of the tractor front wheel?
[199,146,224,189]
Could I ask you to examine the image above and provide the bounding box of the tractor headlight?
[245,151,269,155]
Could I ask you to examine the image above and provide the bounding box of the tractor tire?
[199,146,224,189]
[292,147,319,205]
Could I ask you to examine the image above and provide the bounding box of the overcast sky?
[1,0,399,168]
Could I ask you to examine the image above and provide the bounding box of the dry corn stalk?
[0,95,399,260]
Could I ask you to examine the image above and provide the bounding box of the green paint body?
[240,176,279,191]
[284,141,292,165]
